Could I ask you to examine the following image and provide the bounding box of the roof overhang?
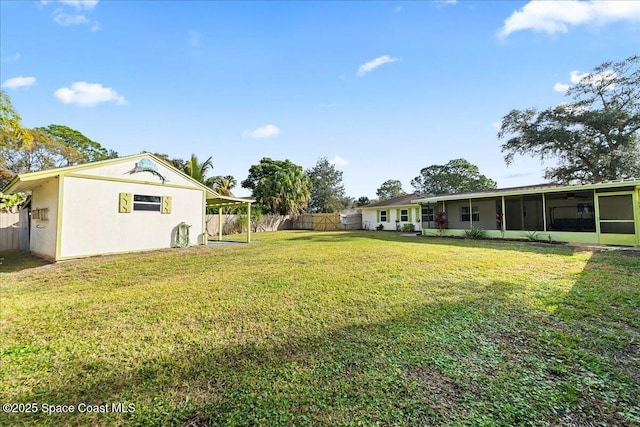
[2,174,61,194]
[205,189,254,208]
[411,179,640,204]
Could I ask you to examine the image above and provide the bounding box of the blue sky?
[2,1,639,198]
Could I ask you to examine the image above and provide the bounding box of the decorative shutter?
[377,210,380,222]
[396,209,400,222]
[119,193,132,213]
[408,208,412,222]
[162,196,172,214]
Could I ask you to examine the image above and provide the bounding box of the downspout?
[501,196,506,235]
[247,202,251,243]
[542,193,547,232]
[520,196,525,230]
[593,189,601,241]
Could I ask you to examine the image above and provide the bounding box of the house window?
[380,210,388,222]
[422,207,434,223]
[461,205,480,222]
[400,209,409,222]
[133,194,162,212]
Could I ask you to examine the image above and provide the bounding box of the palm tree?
[204,175,237,196]
[184,154,213,184]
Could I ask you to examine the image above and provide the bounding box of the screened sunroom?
[414,180,640,246]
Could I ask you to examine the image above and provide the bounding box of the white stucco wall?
[59,176,205,259]
[362,206,421,231]
[29,177,60,261]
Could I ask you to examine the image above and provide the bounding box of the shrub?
[523,230,539,241]
[434,211,448,235]
[376,224,385,231]
[464,226,487,239]
[401,223,416,232]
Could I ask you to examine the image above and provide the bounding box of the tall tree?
[242,157,312,214]
[355,196,370,207]
[150,152,188,172]
[306,157,346,213]
[184,153,214,184]
[1,92,82,188]
[498,55,640,183]
[376,179,406,200]
[37,124,117,162]
[411,158,497,195]
[207,175,237,196]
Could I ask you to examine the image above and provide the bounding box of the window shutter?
[119,193,132,213]
[377,210,380,222]
[408,208,412,222]
[162,196,172,214]
[396,209,400,222]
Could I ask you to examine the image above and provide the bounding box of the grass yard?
[1,231,639,426]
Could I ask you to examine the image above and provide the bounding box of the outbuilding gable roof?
[2,152,253,207]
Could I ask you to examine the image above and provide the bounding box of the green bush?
[401,223,416,232]
[464,226,487,239]
[523,230,539,241]
[376,224,384,231]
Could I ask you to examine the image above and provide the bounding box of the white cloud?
[4,53,21,62]
[2,76,37,90]
[329,156,348,167]
[356,55,398,77]
[244,124,280,139]
[53,10,90,26]
[498,0,640,39]
[54,82,127,106]
[49,0,100,30]
[58,0,99,10]
[491,121,502,130]
[553,82,570,93]
[554,69,617,93]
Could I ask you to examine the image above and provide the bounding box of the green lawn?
[1,231,638,426]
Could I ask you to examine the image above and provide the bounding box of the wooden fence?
[293,213,362,231]
[205,212,363,235]
[205,214,293,236]
[0,213,20,252]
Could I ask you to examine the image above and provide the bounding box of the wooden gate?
[312,213,340,231]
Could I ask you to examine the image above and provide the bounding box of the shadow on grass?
[0,251,50,273]
[7,250,638,426]
[283,230,580,256]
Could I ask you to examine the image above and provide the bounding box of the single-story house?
[361,193,426,231]
[413,179,640,246]
[1,153,253,261]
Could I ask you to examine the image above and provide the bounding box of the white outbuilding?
[2,153,252,261]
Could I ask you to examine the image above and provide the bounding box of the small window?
[422,207,434,223]
[380,210,388,222]
[400,209,409,222]
[461,205,479,222]
[133,194,161,212]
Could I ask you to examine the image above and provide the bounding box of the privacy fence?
[205,212,362,235]
[0,213,20,252]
